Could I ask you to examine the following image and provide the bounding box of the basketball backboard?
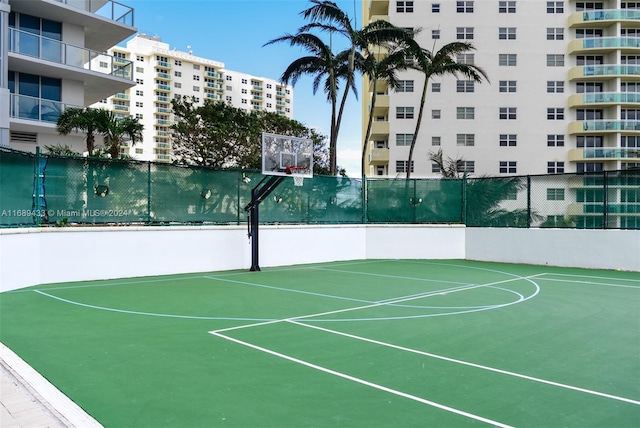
[262,133,313,178]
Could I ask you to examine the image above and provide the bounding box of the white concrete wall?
[1,225,637,293]
[466,228,640,272]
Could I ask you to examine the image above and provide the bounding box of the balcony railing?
[573,148,640,159]
[581,9,640,22]
[583,64,640,77]
[571,120,640,132]
[10,94,82,123]
[52,0,134,26]
[575,37,640,50]
[9,28,133,80]
[575,92,640,104]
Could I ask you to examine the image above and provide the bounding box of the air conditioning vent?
[10,132,37,143]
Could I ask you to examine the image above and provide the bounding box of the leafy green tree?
[406,42,488,178]
[44,144,79,156]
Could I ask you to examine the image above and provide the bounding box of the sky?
[123,0,363,176]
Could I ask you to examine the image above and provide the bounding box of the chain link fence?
[1,148,638,229]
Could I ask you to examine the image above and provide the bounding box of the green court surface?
[1,260,638,427]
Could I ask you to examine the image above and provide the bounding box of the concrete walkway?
[0,343,102,428]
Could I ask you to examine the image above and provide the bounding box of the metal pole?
[527,175,532,228]
[249,187,260,271]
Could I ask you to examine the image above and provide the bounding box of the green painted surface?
[1,260,639,427]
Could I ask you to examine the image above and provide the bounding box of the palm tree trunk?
[361,79,378,178]
[407,74,429,179]
[333,46,356,176]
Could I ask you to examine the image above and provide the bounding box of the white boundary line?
[536,277,640,289]
[0,342,103,427]
[209,331,514,428]
[286,320,640,406]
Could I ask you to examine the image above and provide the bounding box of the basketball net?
[293,175,304,187]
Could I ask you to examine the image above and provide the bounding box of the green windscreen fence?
[1,148,638,229]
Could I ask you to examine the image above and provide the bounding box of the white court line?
[536,277,640,289]
[209,275,543,334]
[287,320,640,406]
[210,331,514,428]
[310,266,471,286]
[538,273,640,283]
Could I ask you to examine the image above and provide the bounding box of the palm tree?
[99,110,144,159]
[266,0,413,175]
[56,107,103,155]
[358,48,407,177]
[405,42,489,179]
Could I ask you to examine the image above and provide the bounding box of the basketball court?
[1,259,638,427]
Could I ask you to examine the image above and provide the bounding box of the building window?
[577,136,603,147]
[396,160,414,173]
[500,134,517,146]
[547,135,565,146]
[193,75,200,81]
[135,90,143,96]
[432,3,440,12]
[241,89,247,94]
[193,64,200,70]
[457,54,475,64]
[135,101,143,107]
[174,60,182,66]
[136,55,144,62]
[432,29,440,39]
[499,80,517,93]
[547,54,564,66]
[499,1,516,13]
[456,80,475,92]
[547,2,564,13]
[135,79,143,84]
[432,136,441,146]
[547,188,565,200]
[499,161,517,174]
[500,107,517,119]
[174,71,182,77]
[621,135,640,147]
[577,109,603,120]
[432,83,441,92]
[547,28,564,40]
[460,161,475,173]
[457,107,475,119]
[499,27,516,40]
[547,81,564,93]
[397,80,414,92]
[241,79,248,84]
[174,82,182,88]
[547,108,564,119]
[241,99,247,104]
[432,109,441,119]
[576,28,603,39]
[457,134,475,146]
[547,161,565,173]
[457,27,474,39]
[226,96,232,102]
[432,163,441,173]
[576,162,603,172]
[499,54,517,66]
[457,1,474,13]
[396,107,414,119]
[397,1,414,13]
[193,86,200,92]
[226,75,232,81]
[396,134,413,146]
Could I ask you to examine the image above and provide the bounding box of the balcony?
[568,37,640,54]
[156,131,171,138]
[156,142,171,149]
[156,71,171,80]
[252,85,263,92]
[8,28,134,104]
[9,0,136,51]
[206,93,220,100]
[276,90,286,97]
[252,95,263,101]
[568,64,640,81]
[276,100,286,106]
[155,118,171,125]
[568,148,640,161]
[10,94,82,124]
[568,92,640,107]
[568,120,640,134]
[114,92,129,100]
[252,105,263,111]
[368,0,389,19]
[156,84,171,92]
[569,9,640,28]
[206,71,221,79]
[156,107,171,113]
[370,120,389,139]
[205,82,220,90]
[156,95,170,103]
[156,61,171,69]
[156,154,171,162]
[568,203,640,215]
[372,94,389,117]
[368,147,389,165]
[113,104,129,112]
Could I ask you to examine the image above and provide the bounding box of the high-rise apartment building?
[94,34,294,162]
[362,0,640,178]
[1,0,137,152]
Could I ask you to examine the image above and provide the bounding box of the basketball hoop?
[284,165,307,186]
[293,175,304,187]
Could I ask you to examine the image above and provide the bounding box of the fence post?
[603,170,609,229]
[147,161,151,224]
[527,175,532,228]
[33,146,41,226]
[362,176,368,224]
[461,173,467,225]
